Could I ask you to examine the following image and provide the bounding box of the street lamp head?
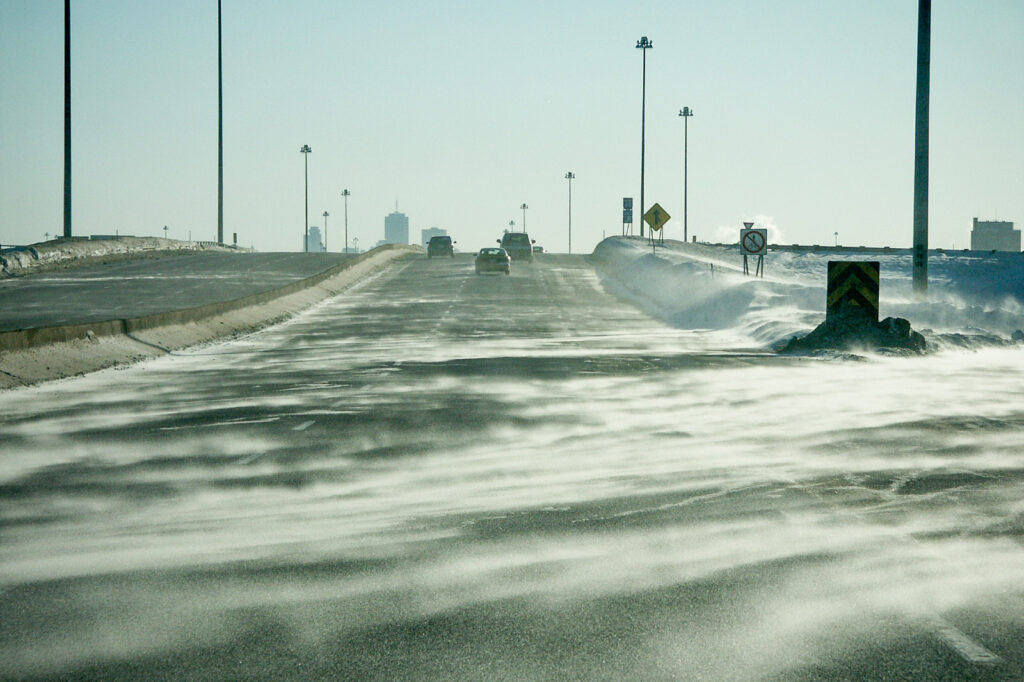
[323,211,329,217]
[521,203,528,210]
[636,36,652,49]
[341,189,350,197]
[300,145,312,154]
[565,171,575,180]
[679,107,693,117]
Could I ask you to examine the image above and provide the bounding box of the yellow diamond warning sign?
[643,203,671,231]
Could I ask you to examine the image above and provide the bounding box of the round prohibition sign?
[742,230,766,254]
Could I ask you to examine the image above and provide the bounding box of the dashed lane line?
[763,468,1007,667]
[921,615,1003,665]
[239,419,317,464]
[434,275,469,334]
[237,451,266,465]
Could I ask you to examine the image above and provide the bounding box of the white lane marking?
[761,468,1007,666]
[160,417,280,431]
[570,484,768,524]
[433,275,469,333]
[237,452,266,465]
[293,420,315,431]
[922,616,1003,664]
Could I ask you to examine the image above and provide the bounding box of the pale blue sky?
[1,1,1021,253]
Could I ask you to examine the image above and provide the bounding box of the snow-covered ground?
[0,236,239,278]
[592,237,1024,352]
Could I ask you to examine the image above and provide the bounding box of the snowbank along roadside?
[591,236,1024,354]
[1,236,240,279]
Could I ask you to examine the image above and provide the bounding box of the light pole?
[912,0,931,298]
[353,236,359,253]
[834,231,839,247]
[520,203,528,232]
[636,35,653,238]
[300,145,312,252]
[64,0,72,238]
[323,211,329,251]
[163,225,169,239]
[679,106,693,243]
[565,171,575,254]
[341,189,351,253]
[509,220,515,233]
[217,0,223,244]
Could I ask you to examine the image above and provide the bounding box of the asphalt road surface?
[2,253,1023,680]
[0,252,352,331]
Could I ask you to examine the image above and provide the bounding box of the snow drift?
[591,237,1024,353]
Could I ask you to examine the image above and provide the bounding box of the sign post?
[623,197,633,236]
[740,222,767,277]
[643,203,671,249]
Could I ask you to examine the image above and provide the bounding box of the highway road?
[0,252,351,331]
[1,252,1023,680]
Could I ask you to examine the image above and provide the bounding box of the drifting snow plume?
[592,237,1024,353]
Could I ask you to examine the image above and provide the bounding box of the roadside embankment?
[0,236,240,279]
[0,245,419,389]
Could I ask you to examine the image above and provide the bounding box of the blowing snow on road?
[2,239,1024,680]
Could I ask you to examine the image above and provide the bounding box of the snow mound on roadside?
[1,237,241,278]
[591,236,1024,352]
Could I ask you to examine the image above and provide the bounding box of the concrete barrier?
[0,244,420,389]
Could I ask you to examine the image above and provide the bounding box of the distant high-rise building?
[306,225,325,253]
[971,218,1020,252]
[421,226,447,246]
[384,210,409,245]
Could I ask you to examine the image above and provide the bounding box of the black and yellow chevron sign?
[827,261,880,322]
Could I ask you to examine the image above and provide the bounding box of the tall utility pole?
[520,203,528,232]
[565,172,575,254]
[341,189,351,253]
[300,145,312,252]
[63,0,72,238]
[636,36,653,239]
[217,0,224,243]
[912,0,931,298]
[322,211,329,251]
[679,107,693,243]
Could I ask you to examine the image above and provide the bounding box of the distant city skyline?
[971,218,1019,252]
[306,225,325,253]
[383,209,409,246]
[421,226,448,247]
[1,1,1021,254]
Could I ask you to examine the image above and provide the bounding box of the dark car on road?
[426,235,455,258]
[475,247,511,275]
[497,232,535,263]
